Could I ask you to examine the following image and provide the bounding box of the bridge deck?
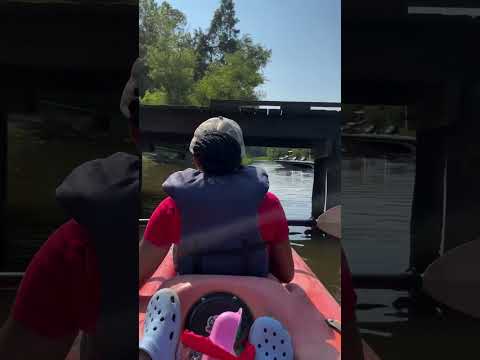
[140,103,341,149]
[342,133,416,144]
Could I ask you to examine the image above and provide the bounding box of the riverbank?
[242,155,271,165]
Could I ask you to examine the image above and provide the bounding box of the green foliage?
[364,105,406,128]
[193,0,240,80]
[190,49,267,106]
[245,146,267,157]
[344,104,407,129]
[146,43,196,105]
[266,147,284,159]
[140,1,196,105]
[140,0,188,57]
[192,29,211,81]
[141,89,167,105]
[206,0,241,62]
[140,0,271,106]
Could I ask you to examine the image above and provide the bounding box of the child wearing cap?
[139,117,295,285]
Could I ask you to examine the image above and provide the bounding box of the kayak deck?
[139,248,341,360]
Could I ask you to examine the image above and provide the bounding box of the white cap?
[189,116,246,158]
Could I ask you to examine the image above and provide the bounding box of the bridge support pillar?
[443,81,480,252]
[311,134,341,220]
[0,111,7,268]
[409,82,456,272]
[409,128,447,273]
[410,80,480,272]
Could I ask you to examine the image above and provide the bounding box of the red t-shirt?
[143,192,290,248]
[12,192,288,338]
[12,219,100,338]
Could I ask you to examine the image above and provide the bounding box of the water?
[141,156,414,293]
[4,115,136,271]
[142,155,480,359]
[141,156,341,299]
[341,156,480,359]
[342,157,415,274]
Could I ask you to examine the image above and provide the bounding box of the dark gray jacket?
[163,166,270,277]
[56,152,139,359]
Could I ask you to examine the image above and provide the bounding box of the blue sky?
[160,0,340,102]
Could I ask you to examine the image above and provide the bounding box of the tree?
[140,0,188,56]
[266,147,285,159]
[193,0,241,80]
[140,0,271,106]
[189,47,269,106]
[141,1,197,105]
[192,29,211,81]
[141,89,167,105]
[190,0,271,104]
[139,0,158,57]
[146,42,196,105]
[207,0,241,61]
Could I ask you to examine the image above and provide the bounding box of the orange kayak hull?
[139,248,341,360]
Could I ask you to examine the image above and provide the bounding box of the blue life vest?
[163,166,270,277]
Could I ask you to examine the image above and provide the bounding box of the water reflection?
[5,116,135,271]
[142,155,414,270]
[141,157,340,298]
[130,152,480,359]
[342,157,415,274]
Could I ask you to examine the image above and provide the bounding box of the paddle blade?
[316,205,341,238]
[363,340,382,360]
[423,238,480,319]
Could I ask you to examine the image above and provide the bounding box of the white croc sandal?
[249,317,293,360]
[139,288,181,360]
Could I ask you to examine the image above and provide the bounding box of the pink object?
[138,249,341,360]
[204,308,243,360]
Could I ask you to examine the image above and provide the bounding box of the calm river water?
[142,154,480,359]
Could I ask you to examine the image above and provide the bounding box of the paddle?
[422,238,480,319]
[316,205,480,319]
[316,207,382,360]
[315,205,341,239]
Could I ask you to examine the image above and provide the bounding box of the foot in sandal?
[248,317,293,360]
[139,288,181,360]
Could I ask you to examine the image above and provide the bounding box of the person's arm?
[0,221,89,359]
[258,193,294,283]
[139,240,170,287]
[269,240,294,283]
[139,197,180,287]
[0,316,76,360]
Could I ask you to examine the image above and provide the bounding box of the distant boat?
[383,125,398,135]
[275,158,314,170]
[363,124,376,134]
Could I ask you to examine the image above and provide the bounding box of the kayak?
[65,246,382,359]
[139,247,341,360]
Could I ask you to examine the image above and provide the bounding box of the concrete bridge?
[141,100,342,219]
[141,100,341,149]
[342,133,416,155]
[344,1,480,290]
